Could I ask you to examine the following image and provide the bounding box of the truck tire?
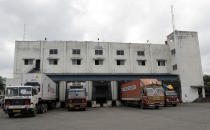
[155,106,159,109]
[32,109,37,117]
[140,102,145,109]
[44,104,48,113]
[8,113,14,118]
[173,104,177,107]
[68,107,72,111]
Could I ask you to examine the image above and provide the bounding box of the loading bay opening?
[92,81,112,107]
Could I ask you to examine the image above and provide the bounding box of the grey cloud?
[0,0,210,78]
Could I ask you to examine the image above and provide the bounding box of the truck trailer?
[121,79,165,109]
[4,74,57,117]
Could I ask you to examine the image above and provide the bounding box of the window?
[72,59,81,65]
[116,60,125,65]
[49,49,58,55]
[158,60,166,66]
[72,49,80,55]
[137,60,146,66]
[116,50,124,55]
[49,59,58,65]
[95,59,103,65]
[171,49,176,55]
[173,64,177,70]
[137,51,145,56]
[24,59,33,65]
[95,50,103,55]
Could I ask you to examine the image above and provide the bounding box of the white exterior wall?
[13,31,204,102]
[167,31,204,102]
[14,41,170,75]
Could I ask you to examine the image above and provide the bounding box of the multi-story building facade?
[13,31,205,106]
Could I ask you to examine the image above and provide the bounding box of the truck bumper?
[6,108,35,114]
[68,103,87,110]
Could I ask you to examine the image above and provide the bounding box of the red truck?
[121,79,165,109]
[164,85,179,106]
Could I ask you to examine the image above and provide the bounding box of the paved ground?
[0,103,210,130]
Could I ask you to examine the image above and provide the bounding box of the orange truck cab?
[121,79,165,109]
[164,85,179,106]
[66,88,87,111]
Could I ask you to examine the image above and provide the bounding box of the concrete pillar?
[111,81,117,100]
[86,81,92,101]
[202,87,206,98]
[59,81,66,102]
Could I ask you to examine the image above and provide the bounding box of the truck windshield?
[145,87,154,96]
[68,90,85,98]
[6,87,18,96]
[19,87,31,96]
[145,86,164,96]
[165,91,177,96]
[156,86,164,96]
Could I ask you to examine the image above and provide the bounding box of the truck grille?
[169,98,177,101]
[72,99,82,103]
[5,99,30,105]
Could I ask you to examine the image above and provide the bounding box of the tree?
[0,76,6,90]
[204,75,210,97]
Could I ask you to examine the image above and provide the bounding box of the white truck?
[4,74,57,118]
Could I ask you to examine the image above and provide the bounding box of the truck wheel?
[8,113,14,118]
[155,106,159,109]
[173,104,177,107]
[44,104,48,113]
[32,109,37,117]
[39,104,45,114]
[140,102,145,109]
[68,107,72,111]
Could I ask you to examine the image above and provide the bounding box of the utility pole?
[23,24,26,41]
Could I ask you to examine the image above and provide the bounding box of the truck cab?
[66,88,87,111]
[4,86,39,117]
[163,85,179,106]
[140,84,165,109]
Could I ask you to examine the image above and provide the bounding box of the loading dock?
[92,81,112,107]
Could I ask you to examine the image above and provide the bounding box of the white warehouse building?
[13,31,205,106]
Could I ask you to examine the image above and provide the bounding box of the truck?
[66,88,87,111]
[4,74,57,117]
[164,85,179,106]
[121,79,165,109]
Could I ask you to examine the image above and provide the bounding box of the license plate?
[13,110,21,113]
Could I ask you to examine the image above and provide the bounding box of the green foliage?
[204,75,210,85]
[0,76,6,90]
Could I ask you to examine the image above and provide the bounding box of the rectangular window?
[72,49,80,55]
[49,49,58,55]
[158,60,166,66]
[173,64,177,70]
[116,60,125,65]
[49,59,58,65]
[116,50,124,55]
[137,60,146,66]
[72,59,81,65]
[24,59,33,65]
[95,59,103,65]
[171,49,176,55]
[137,51,145,56]
[95,50,103,55]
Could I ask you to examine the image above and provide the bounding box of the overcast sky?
[0,0,209,78]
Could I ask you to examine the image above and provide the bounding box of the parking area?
[0,103,210,130]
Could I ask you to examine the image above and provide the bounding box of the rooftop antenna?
[171,5,176,39]
[23,24,26,41]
